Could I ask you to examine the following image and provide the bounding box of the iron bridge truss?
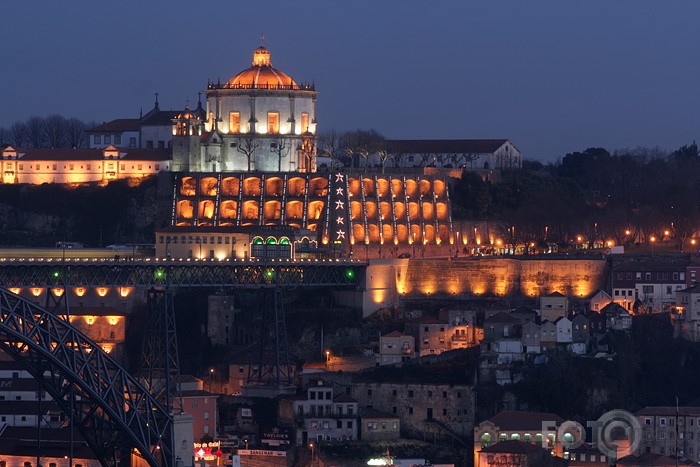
[0,260,365,288]
[0,288,172,467]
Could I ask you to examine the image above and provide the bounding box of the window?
[408,390,414,397]
[204,412,209,420]
[94,135,101,144]
[203,425,209,434]
[408,407,413,415]
[69,164,74,170]
[661,418,666,426]
[337,420,342,429]
[121,164,125,170]
[115,135,122,145]
[636,272,642,279]
[147,140,154,148]
[267,112,280,134]
[229,112,240,133]
[347,421,353,429]
[393,406,397,414]
[129,137,136,147]
[104,135,111,144]
[443,408,447,416]
[643,286,653,294]
[301,112,309,133]
[646,272,651,280]
[667,286,672,295]
[310,391,316,400]
[392,389,397,396]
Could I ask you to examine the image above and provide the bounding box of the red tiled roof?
[88,119,140,133]
[14,148,170,161]
[386,139,509,155]
[383,331,405,338]
[486,410,565,431]
[333,393,356,403]
[361,408,398,420]
[141,110,180,126]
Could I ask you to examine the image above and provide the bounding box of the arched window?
[266,237,277,245]
[253,237,264,245]
[279,237,290,245]
[510,433,520,440]
[481,433,492,448]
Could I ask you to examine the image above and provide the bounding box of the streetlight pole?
[309,442,315,466]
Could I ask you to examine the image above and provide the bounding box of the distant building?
[360,408,401,441]
[0,145,169,184]
[521,322,541,353]
[589,290,613,312]
[477,440,569,467]
[611,261,688,313]
[473,410,571,466]
[377,331,415,365]
[405,316,448,356]
[87,98,186,150]
[67,307,127,361]
[599,302,632,331]
[636,406,700,461]
[379,139,522,170]
[540,292,569,322]
[174,375,219,441]
[674,283,700,341]
[292,380,358,444]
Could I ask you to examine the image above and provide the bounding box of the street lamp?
[208,368,214,391]
[325,350,330,367]
[650,235,656,256]
[309,442,315,466]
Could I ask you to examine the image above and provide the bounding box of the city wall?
[357,257,607,316]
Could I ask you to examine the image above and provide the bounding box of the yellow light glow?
[75,287,86,297]
[606,241,614,247]
[8,288,21,295]
[102,345,112,354]
[119,287,131,298]
[108,317,119,326]
[650,236,656,243]
[692,239,697,245]
[97,287,108,297]
[496,239,502,246]
[576,235,583,242]
[86,316,95,325]
[625,229,631,235]
[664,230,670,236]
[52,288,64,297]
[31,288,42,297]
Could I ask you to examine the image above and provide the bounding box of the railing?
[207,82,315,91]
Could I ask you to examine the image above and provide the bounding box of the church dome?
[226,46,297,88]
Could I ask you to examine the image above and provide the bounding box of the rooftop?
[484,410,565,431]
[386,139,510,155]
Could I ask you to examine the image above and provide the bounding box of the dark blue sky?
[2,1,699,161]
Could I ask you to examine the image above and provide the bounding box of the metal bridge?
[0,288,172,467]
[0,258,366,288]
[0,259,365,467]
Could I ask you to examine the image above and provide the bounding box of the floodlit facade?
[172,44,317,173]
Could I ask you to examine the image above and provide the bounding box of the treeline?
[452,142,700,250]
[0,115,97,149]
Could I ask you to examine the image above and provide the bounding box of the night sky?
[2,1,699,161]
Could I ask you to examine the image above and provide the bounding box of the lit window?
[267,112,279,134]
[301,112,309,133]
[229,112,240,133]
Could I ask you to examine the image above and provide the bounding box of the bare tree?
[10,121,28,147]
[271,136,291,172]
[235,135,260,172]
[376,147,394,174]
[44,114,68,148]
[0,127,6,146]
[317,130,343,168]
[65,118,89,148]
[26,116,46,147]
[339,129,385,171]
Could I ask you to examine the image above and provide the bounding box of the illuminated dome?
[177,105,197,120]
[226,46,297,88]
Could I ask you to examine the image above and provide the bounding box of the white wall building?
[172,44,318,173]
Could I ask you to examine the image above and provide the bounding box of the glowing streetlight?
[309,442,315,465]
[576,235,583,242]
[325,350,330,366]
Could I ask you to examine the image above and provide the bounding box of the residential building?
[611,261,689,313]
[405,316,449,356]
[521,322,541,353]
[483,312,520,342]
[674,284,700,341]
[589,311,607,335]
[571,314,590,344]
[482,312,524,363]
[351,381,474,441]
[540,292,569,322]
[636,406,700,461]
[377,331,415,365]
[360,408,401,441]
[174,375,219,441]
[0,145,170,185]
[600,302,632,331]
[292,380,358,444]
[554,317,573,344]
[447,322,481,350]
[540,320,557,350]
[589,290,613,313]
[617,452,697,466]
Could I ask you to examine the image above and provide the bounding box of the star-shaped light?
[336,217,344,225]
[335,200,345,210]
[335,173,345,182]
[336,230,346,240]
[336,187,344,196]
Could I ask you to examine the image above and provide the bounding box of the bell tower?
[171,105,202,172]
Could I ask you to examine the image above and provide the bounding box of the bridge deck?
[0,258,366,288]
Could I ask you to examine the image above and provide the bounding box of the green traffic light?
[52,271,60,279]
[155,269,165,280]
[345,268,355,280]
[264,268,275,280]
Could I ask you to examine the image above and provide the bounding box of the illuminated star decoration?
[336,230,346,240]
[336,217,344,225]
[336,187,344,196]
[335,173,345,183]
[335,200,344,210]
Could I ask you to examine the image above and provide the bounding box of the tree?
[235,135,260,172]
[43,114,68,148]
[9,121,28,147]
[270,135,290,172]
[376,145,394,174]
[339,129,384,170]
[25,116,46,148]
[65,118,89,148]
[317,130,343,168]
